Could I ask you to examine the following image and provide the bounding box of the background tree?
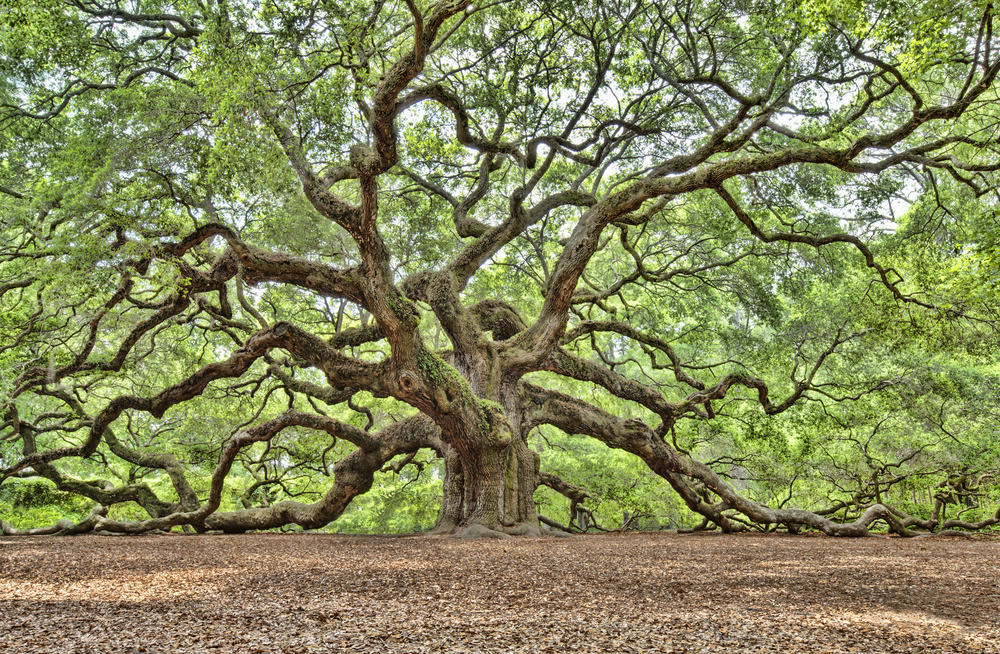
[2,0,999,537]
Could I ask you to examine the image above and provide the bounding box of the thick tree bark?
[428,385,541,537]
[431,428,540,536]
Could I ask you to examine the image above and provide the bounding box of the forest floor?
[0,531,998,653]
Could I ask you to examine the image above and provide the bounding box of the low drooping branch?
[40,387,201,512]
[522,382,925,537]
[12,414,183,519]
[3,407,443,536]
[1,322,384,483]
[2,505,108,537]
[205,415,444,532]
[85,412,443,534]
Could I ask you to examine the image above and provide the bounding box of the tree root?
[455,523,512,539]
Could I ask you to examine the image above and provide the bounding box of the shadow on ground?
[1,532,997,653]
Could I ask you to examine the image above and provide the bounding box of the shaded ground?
[1,531,998,653]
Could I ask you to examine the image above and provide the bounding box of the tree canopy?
[2,0,1000,538]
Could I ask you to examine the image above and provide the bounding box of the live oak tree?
[2,0,1000,537]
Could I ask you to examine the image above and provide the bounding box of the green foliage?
[0,479,94,529]
[534,429,693,531]
[1,0,999,538]
[333,459,443,534]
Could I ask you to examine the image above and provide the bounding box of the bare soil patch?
[1,532,998,653]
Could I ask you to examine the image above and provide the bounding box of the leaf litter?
[0,531,997,653]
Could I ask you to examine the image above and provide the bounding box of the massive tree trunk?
[431,428,541,538]
[428,339,541,537]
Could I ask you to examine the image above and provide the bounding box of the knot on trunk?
[478,400,513,447]
[455,218,490,238]
[400,270,433,303]
[349,143,380,174]
[469,300,527,341]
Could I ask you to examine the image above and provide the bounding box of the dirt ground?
[0,531,997,653]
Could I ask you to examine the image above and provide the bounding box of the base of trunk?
[455,523,512,539]
[431,436,542,536]
[431,520,546,539]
